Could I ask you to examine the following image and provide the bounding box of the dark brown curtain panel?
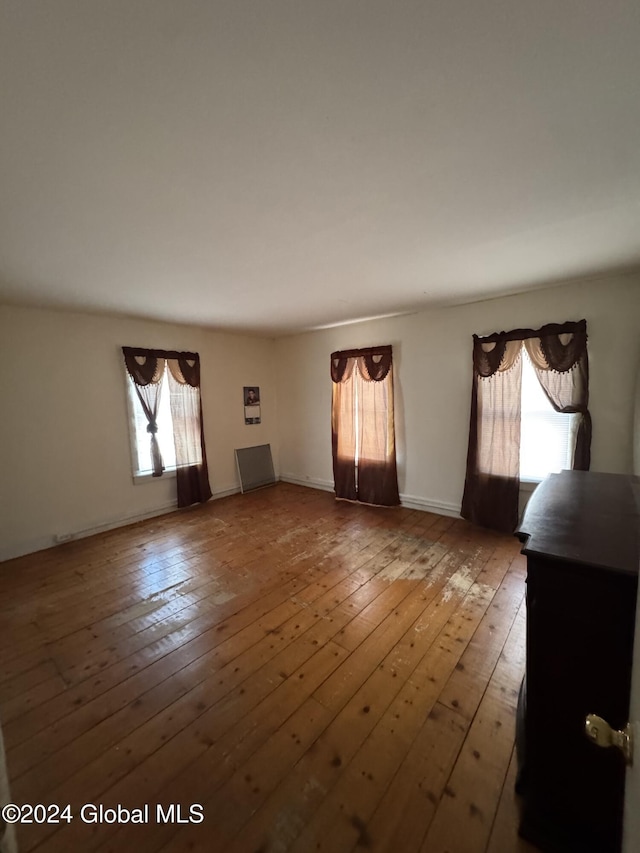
[331,355,357,501]
[122,347,212,507]
[461,338,523,533]
[122,348,166,477]
[166,355,212,507]
[330,345,400,507]
[461,320,590,533]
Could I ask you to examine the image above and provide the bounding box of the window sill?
[519,478,541,492]
[133,468,177,485]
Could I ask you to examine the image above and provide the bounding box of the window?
[352,371,389,467]
[461,320,591,533]
[122,347,212,507]
[519,348,579,482]
[126,369,177,477]
[330,346,400,506]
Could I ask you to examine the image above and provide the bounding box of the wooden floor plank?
[0,483,530,853]
[362,701,468,853]
[418,600,527,853]
[485,746,539,853]
[222,542,515,852]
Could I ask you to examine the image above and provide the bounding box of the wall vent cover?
[235,444,276,493]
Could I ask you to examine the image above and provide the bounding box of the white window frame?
[124,369,178,484]
[519,348,579,484]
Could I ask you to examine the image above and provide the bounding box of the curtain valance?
[472,319,588,377]
[123,347,201,387]
[331,345,393,383]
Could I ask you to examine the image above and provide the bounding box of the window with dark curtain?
[330,345,400,507]
[461,320,591,533]
[122,347,213,508]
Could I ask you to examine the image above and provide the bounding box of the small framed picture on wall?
[244,386,261,424]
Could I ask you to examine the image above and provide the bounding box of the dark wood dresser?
[515,470,640,853]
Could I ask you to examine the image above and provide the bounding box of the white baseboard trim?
[67,501,179,541]
[0,502,175,563]
[399,493,462,517]
[279,474,335,493]
[75,485,242,543]
[0,485,243,564]
[211,484,243,501]
[278,475,462,519]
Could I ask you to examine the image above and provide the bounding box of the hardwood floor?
[0,483,539,852]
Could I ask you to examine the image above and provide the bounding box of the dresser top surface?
[516,470,640,575]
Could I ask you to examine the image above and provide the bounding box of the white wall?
[0,304,278,561]
[3,275,638,561]
[275,275,640,514]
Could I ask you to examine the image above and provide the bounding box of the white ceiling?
[1,1,639,336]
